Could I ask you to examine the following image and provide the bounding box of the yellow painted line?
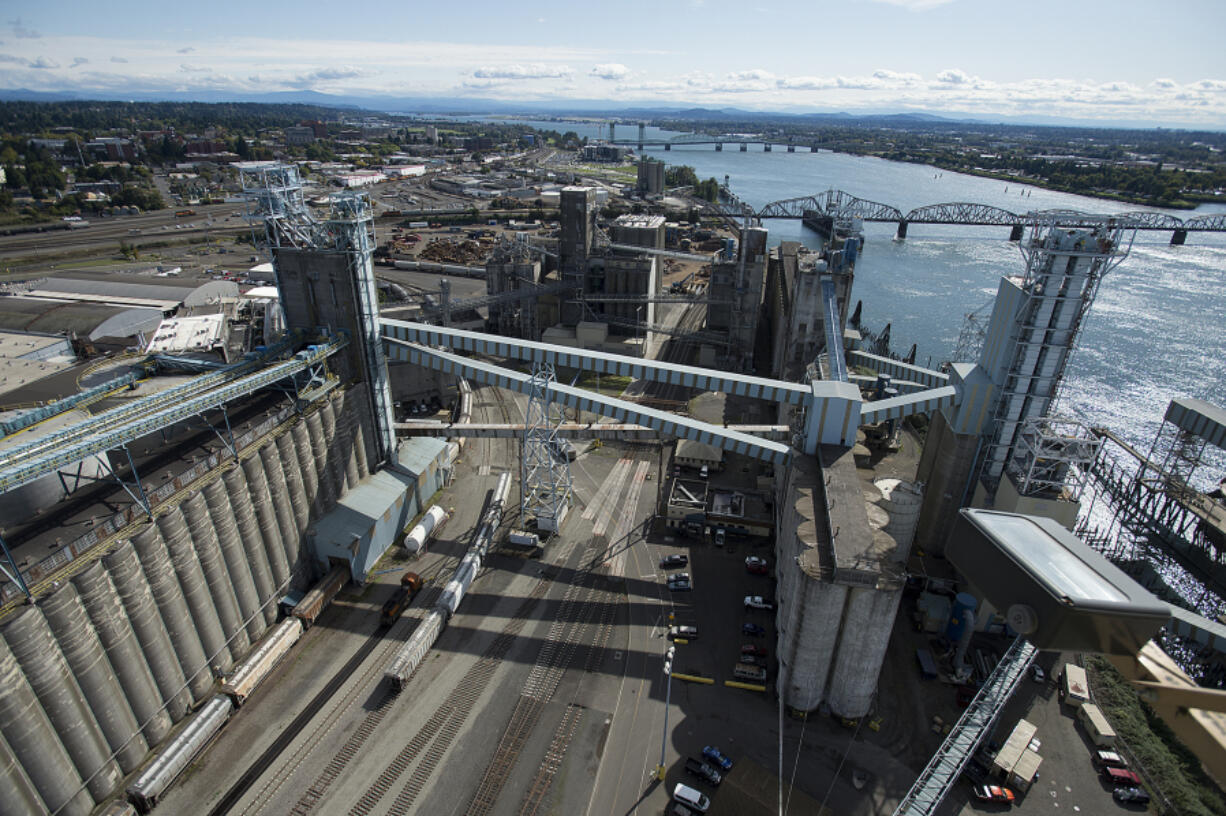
[724,680,767,692]
[671,637,689,645]
[672,672,714,685]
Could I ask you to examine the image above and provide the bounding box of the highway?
[0,202,248,263]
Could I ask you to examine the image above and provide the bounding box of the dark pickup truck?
[684,757,723,786]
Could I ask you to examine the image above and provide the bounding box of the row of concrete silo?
[776,453,922,720]
[0,388,372,815]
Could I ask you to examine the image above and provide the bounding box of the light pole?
[656,644,676,781]
[636,305,644,358]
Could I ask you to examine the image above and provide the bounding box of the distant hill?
[0,87,1212,130]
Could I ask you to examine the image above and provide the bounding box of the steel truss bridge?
[610,134,810,152]
[753,189,1226,243]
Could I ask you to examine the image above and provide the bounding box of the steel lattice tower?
[240,163,397,463]
[520,362,572,533]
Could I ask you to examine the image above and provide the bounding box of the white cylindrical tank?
[874,478,922,552]
[405,505,450,554]
[826,583,905,720]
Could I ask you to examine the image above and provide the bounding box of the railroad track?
[343,544,568,816]
[464,534,624,816]
[517,577,621,816]
[479,384,516,476]
[218,556,460,816]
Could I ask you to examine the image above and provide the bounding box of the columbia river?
[505,119,1226,487]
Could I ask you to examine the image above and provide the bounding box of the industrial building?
[2,155,1223,816]
[637,157,665,195]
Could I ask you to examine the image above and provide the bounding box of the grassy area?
[571,163,637,182]
[1086,655,1226,815]
[504,361,633,397]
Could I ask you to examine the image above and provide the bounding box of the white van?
[672,782,710,813]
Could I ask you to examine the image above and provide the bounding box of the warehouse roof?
[19,276,239,311]
[0,296,163,339]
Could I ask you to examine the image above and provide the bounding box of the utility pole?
[656,645,676,780]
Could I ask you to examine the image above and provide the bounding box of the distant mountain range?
[0,87,1207,131]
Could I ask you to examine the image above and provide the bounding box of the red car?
[741,644,767,658]
[971,784,1015,804]
[745,556,769,575]
[1102,767,1142,787]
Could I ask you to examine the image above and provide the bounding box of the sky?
[1,0,1225,127]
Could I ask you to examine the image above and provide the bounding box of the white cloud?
[179,63,211,73]
[28,56,58,69]
[299,65,372,82]
[110,56,128,63]
[177,46,195,54]
[8,18,39,39]
[728,69,775,82]
[777,76,836,91]
[866,0,955,8]
[0,54,28,66]
[935,68,972,85]
[1152,78,1177,89]
[71,57,89,69]
[872,69,921,84]
[591,63,629,80]
[473,63,572,80]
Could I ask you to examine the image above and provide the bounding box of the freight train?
[125,561,341,812]
[384,471,510,690]
[379,571,425,628]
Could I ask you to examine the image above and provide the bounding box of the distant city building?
[331,171,387,188]
[86,137,138,163]
[183,139,227,155]
[300,119,328,138]
[579,143,629,163]
[285,126,316,146]
[381,165,426,178]
[465,137,496,152]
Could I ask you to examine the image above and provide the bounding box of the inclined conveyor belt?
[0,341,344,495]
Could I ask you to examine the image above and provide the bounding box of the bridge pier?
[787,144,795,153]
[637,143,644,151]
[715,143,722,152]
[740,143,748,152]
[896,220,908,240]
[1171,228,1188,245]
[664,144,670,151]
[764,143,772,152]
[1009,224,1024,241]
